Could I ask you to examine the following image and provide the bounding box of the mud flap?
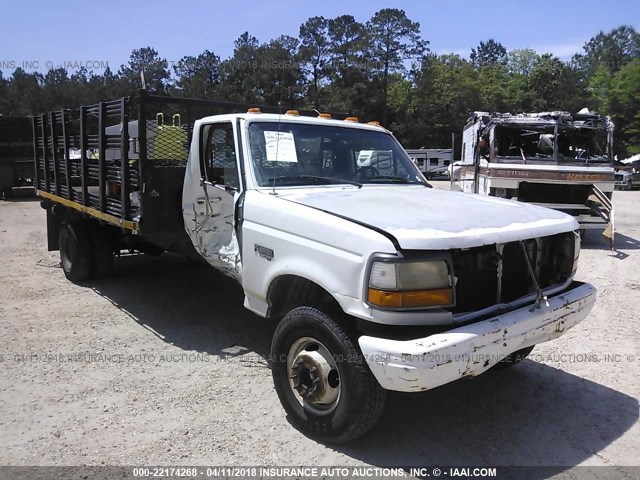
[46,208,61,251]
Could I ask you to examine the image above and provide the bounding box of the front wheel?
[270,306,386,443]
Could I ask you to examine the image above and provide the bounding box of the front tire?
[270,306,386,443]
[59,221,93,282]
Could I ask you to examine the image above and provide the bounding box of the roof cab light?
[318,113,332,119]
[345,116,359,122]
[247,108,262,113]
[285,110,299,116]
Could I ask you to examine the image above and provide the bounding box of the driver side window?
[202,122,240,189]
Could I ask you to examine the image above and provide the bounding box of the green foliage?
[527,54,588,112]
[404,54,480,154]
[118,47,170,95]
[219,33,303,107]
[507,48,540,76]
[470,39,507,68]
[573,25,640,75]
[588,67,613,112]
[609,59,640,155]
[4,68,43,115]
[298,16,331,108]
[365,8,427,123]
[172,51,221,99]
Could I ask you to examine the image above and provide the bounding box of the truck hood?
[279,186,578,250]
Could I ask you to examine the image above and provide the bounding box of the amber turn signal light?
[368,288,453,308]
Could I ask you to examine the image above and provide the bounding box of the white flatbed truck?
[34,93,596,443]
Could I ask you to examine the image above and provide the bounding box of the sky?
[1,0,638,76]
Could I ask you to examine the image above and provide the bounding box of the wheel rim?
[287,337,341,415]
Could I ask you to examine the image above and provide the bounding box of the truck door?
[182,121,242,278]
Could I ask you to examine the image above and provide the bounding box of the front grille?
[615,174,623,181]
[450,232,575,314]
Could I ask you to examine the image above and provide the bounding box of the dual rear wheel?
[58,221,114,282]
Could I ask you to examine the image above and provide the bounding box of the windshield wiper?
[268,175,362,188]
[365,175,419,184]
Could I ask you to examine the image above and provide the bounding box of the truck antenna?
[270,60,287,196]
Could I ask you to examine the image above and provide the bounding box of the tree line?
[0,9,638,157]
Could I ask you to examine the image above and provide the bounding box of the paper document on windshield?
[357,150,374,166]
[264,131,298,163]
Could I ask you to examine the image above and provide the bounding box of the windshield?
[247,121,426,187]
[557,127,608,162]
[493,125,610,163]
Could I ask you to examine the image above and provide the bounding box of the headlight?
[572,232,580,275]
[368,259,453,309]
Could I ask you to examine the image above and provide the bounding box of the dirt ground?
[0,184,638,476]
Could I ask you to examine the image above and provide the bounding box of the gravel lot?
[0,185,638,476]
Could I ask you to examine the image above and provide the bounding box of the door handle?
[196,196,221,205]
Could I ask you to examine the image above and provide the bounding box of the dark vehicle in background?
[0,116,34,199]
[615,155,640,190]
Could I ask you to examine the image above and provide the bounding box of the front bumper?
[358,282,596,392]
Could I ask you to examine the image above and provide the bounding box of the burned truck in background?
[452,110,615,242]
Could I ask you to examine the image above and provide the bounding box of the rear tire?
[59,221,93,282]
[270,306,386,444]
[89,222,114,277]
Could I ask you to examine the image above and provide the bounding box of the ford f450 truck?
[33,93,596,443]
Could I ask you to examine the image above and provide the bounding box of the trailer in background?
[405,148,453,179]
